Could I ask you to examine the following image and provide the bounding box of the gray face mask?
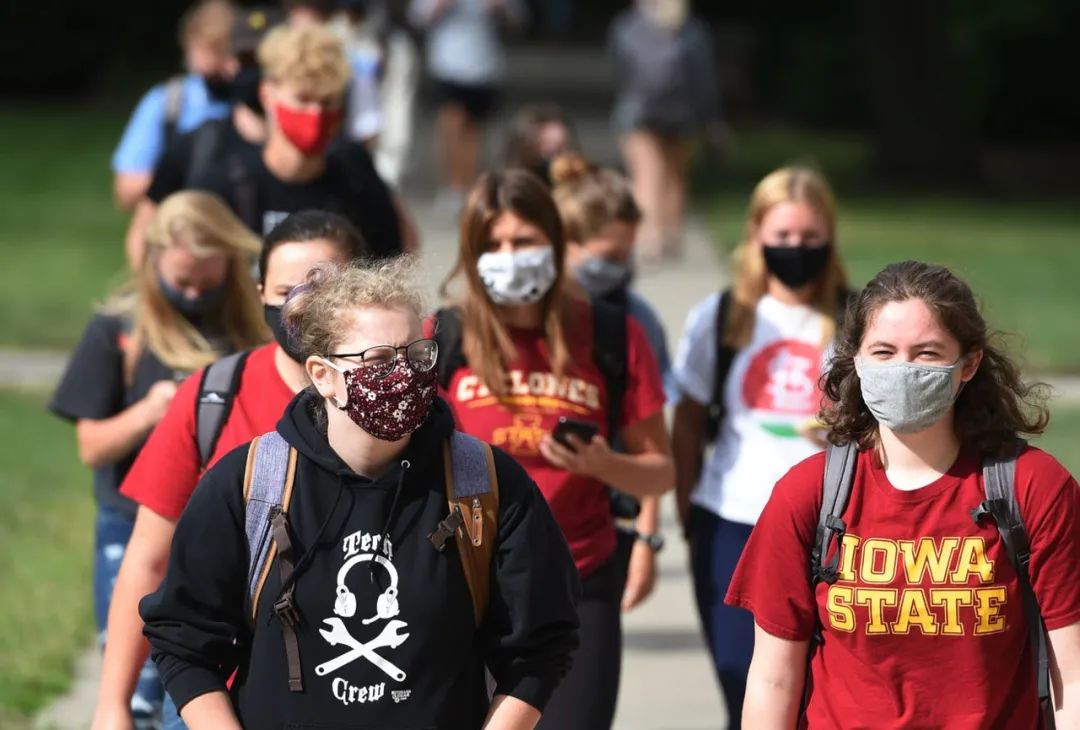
[573,256,634,297]
[854,356,965,434]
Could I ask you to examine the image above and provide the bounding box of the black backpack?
[193,351,250,468]
[808,441,1054,727]
[433,298,640,520]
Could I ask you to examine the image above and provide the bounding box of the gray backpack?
[808,442,1054,727]
[240,429,500,693]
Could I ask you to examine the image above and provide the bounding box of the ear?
[960,349,983,383]
[306,356,338,401]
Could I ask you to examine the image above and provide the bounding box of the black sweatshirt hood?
[276,390,456,484]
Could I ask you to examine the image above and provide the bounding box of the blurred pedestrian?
[91,211,366,730]
[433,169,674,729]
[670,167,848,727]
[409,0,528,214]
[140,258,581,729]
[550,152,676,618]
[731,261,1080,728]
[504,104,577,186]
[112,1,236,211]
[609,0,724,265]
[51,190,266,730]
[125,23,406,267]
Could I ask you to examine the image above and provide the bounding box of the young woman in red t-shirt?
[729,261,1080,728]
[435,169,674,730]
[92,211,366,730]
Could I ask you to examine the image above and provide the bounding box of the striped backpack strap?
[243,431,298,620]
[442,431,500,627]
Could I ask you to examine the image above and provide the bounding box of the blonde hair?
[179,0,234,52]
[725,166,849,348]
[549,153,641,244]
[102,191,267,379]
[257,23,351,97]
[282,257,426,359]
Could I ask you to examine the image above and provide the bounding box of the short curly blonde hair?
[257,23,351,98]
[282,257,427,359]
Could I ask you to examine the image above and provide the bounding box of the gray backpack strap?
[973,442,1054,728]
[162,74,185,142]
[195,351,247,468]
[449,431,493,499]
[243,431,297,616]
[812,442,858,586]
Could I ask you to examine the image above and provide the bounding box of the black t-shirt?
[188,138,402,258]
[147,118,256,205]
[48,314,199,517]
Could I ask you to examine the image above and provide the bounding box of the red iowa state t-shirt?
[120,344,295,520]
[435,305,666,577]
[726,445,1080,728]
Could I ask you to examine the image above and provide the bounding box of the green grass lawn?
[0,390,95,724]
[702,131,1080,372]
[0,105,128,349]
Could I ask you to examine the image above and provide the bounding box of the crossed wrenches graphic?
[316,618,410,680]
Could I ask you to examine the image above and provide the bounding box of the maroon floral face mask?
[327,358,438,441]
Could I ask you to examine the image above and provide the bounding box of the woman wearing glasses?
[139,257,581,730]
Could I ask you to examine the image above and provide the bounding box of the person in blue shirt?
[111,0,237,211]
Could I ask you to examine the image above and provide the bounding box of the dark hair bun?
[549,153,595,187]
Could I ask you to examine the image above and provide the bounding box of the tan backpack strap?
[442,434,500,626]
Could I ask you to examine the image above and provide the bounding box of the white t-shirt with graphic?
[675,293,829,525]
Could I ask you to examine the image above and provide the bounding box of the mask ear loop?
[321,357,351,410]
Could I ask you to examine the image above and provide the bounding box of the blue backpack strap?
[442,432,499,626]
[243,430,298,621]
[973,442,1054,728]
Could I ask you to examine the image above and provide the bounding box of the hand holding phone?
[551,417,599,452]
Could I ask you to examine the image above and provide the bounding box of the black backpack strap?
[705,289,735,442]
[226,152,259,233]
[972,442,1054,727]
[195,351,248,469]
[184,119,225,189]
[591,297,628,442]
[591,297,640,520]
[433,307,466,390]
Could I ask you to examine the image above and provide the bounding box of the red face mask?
[273,101,343,156]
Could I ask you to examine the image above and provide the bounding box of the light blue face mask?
[854,357,966,434]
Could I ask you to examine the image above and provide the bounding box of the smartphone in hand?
[551,417,599,452]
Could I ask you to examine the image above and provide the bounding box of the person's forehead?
[490,211,539,239]
[760,201,825,228]
[866,299,948,341]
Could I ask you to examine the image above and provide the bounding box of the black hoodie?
[141,393,580,729]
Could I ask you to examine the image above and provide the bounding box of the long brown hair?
[726,166,848,348]
[102,191,267,379]
[441,169,575,396]
[821,260,1049,455]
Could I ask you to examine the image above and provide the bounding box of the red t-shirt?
[120,344,295,520]
[433,305,666,577]
[726,445,1080,728]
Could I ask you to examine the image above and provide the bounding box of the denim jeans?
[161,693,188,730]
[688,507,756,729]
[95,504,165,730]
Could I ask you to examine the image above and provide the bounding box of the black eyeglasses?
[329,338,439,379]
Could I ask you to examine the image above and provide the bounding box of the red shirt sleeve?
[1016,447,1080,631]
[725,452,825,641]
[619,316,666,429]
[119,370,203,520]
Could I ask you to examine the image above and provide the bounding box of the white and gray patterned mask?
[477,247,557,306]
[855,356,965,434]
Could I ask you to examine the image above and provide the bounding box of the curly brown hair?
[821,260,1049,455]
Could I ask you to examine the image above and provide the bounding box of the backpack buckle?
[273,593,300,629]
[428,506,465,552]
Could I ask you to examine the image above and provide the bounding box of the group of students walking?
[49,2,1080,730]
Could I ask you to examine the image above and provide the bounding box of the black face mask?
[230,66,264,116]
[263,304,306,363]
[202,74,233,102]
[762,243,832,289]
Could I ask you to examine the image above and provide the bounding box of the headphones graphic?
[334,553,400,625]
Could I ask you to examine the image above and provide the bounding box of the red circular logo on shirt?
[741,340,823,415]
